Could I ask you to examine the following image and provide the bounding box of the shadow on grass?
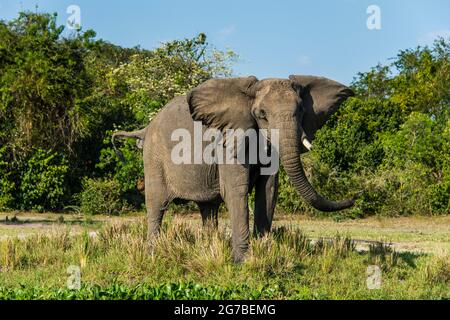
[360,241,427,269]
[396,251,427,268]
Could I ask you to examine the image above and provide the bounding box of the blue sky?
[1,0,449,84]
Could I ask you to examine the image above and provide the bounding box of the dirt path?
[275,215,450,254]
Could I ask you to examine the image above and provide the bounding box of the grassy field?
[0,212,449,300]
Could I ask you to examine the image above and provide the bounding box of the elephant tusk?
[302,138,313,151]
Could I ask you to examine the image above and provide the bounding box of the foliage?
[0,12,93,158]
[0,147,15,210]
[97,131,144,194]
[79,178,125,216]
[111,33,237,123]
[380,113,450,214]
[19,149,69,212]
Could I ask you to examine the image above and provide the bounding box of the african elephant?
[112,75,355,262]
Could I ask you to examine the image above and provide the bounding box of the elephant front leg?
[253,172,278,237]
[219,164,250,263]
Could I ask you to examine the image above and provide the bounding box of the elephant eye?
[258,109,267,119]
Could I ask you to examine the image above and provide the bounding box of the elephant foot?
[232,247,248,264]
[146,233,160,252]
[232,254,245,264]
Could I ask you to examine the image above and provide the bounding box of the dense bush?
[19,149,69,212]
[0,12,93,158]
[79,178,124,215]
[0,147,15,210]
[380,113,450,215]
[97,132,144,193]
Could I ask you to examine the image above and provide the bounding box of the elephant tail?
[111,128,147,162]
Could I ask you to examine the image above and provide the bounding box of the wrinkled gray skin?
[113,75,355,262]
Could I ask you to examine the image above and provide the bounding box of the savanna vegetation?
[0,216,449,299]
[0,12,449,300]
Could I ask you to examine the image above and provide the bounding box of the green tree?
[0,12,94,157]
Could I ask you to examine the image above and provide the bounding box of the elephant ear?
[187,76,258,131]
[289,75,354,140]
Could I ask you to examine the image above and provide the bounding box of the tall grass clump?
[424,254,450,286]
[245,227,310,277]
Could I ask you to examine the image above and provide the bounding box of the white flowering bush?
[110,33,238,123]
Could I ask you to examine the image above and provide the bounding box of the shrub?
[19,149,69,212]
[0,147,15,210]
[79,178,124,215]
[97,132,144,194]
[380,112,450,215]
[96,132,145,209]
[314,98,404,172]
[429,181,450,214]
[0,177,14,211]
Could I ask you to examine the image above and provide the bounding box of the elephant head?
[187,75,355,212]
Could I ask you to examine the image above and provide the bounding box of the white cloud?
[217,25,236,39]
[418,29,450,46]
[297,55,311,66]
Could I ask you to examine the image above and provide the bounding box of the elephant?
[112,75,355,262]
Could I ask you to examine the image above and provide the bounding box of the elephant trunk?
[277,115,354,212]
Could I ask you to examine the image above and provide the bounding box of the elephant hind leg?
[197,202,220,229]
[147,198,168,238]
[145,174,170,239]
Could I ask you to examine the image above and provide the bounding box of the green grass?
[0,216,449,300]
[0,282,288,300]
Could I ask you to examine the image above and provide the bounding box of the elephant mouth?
[259,125,312,150]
